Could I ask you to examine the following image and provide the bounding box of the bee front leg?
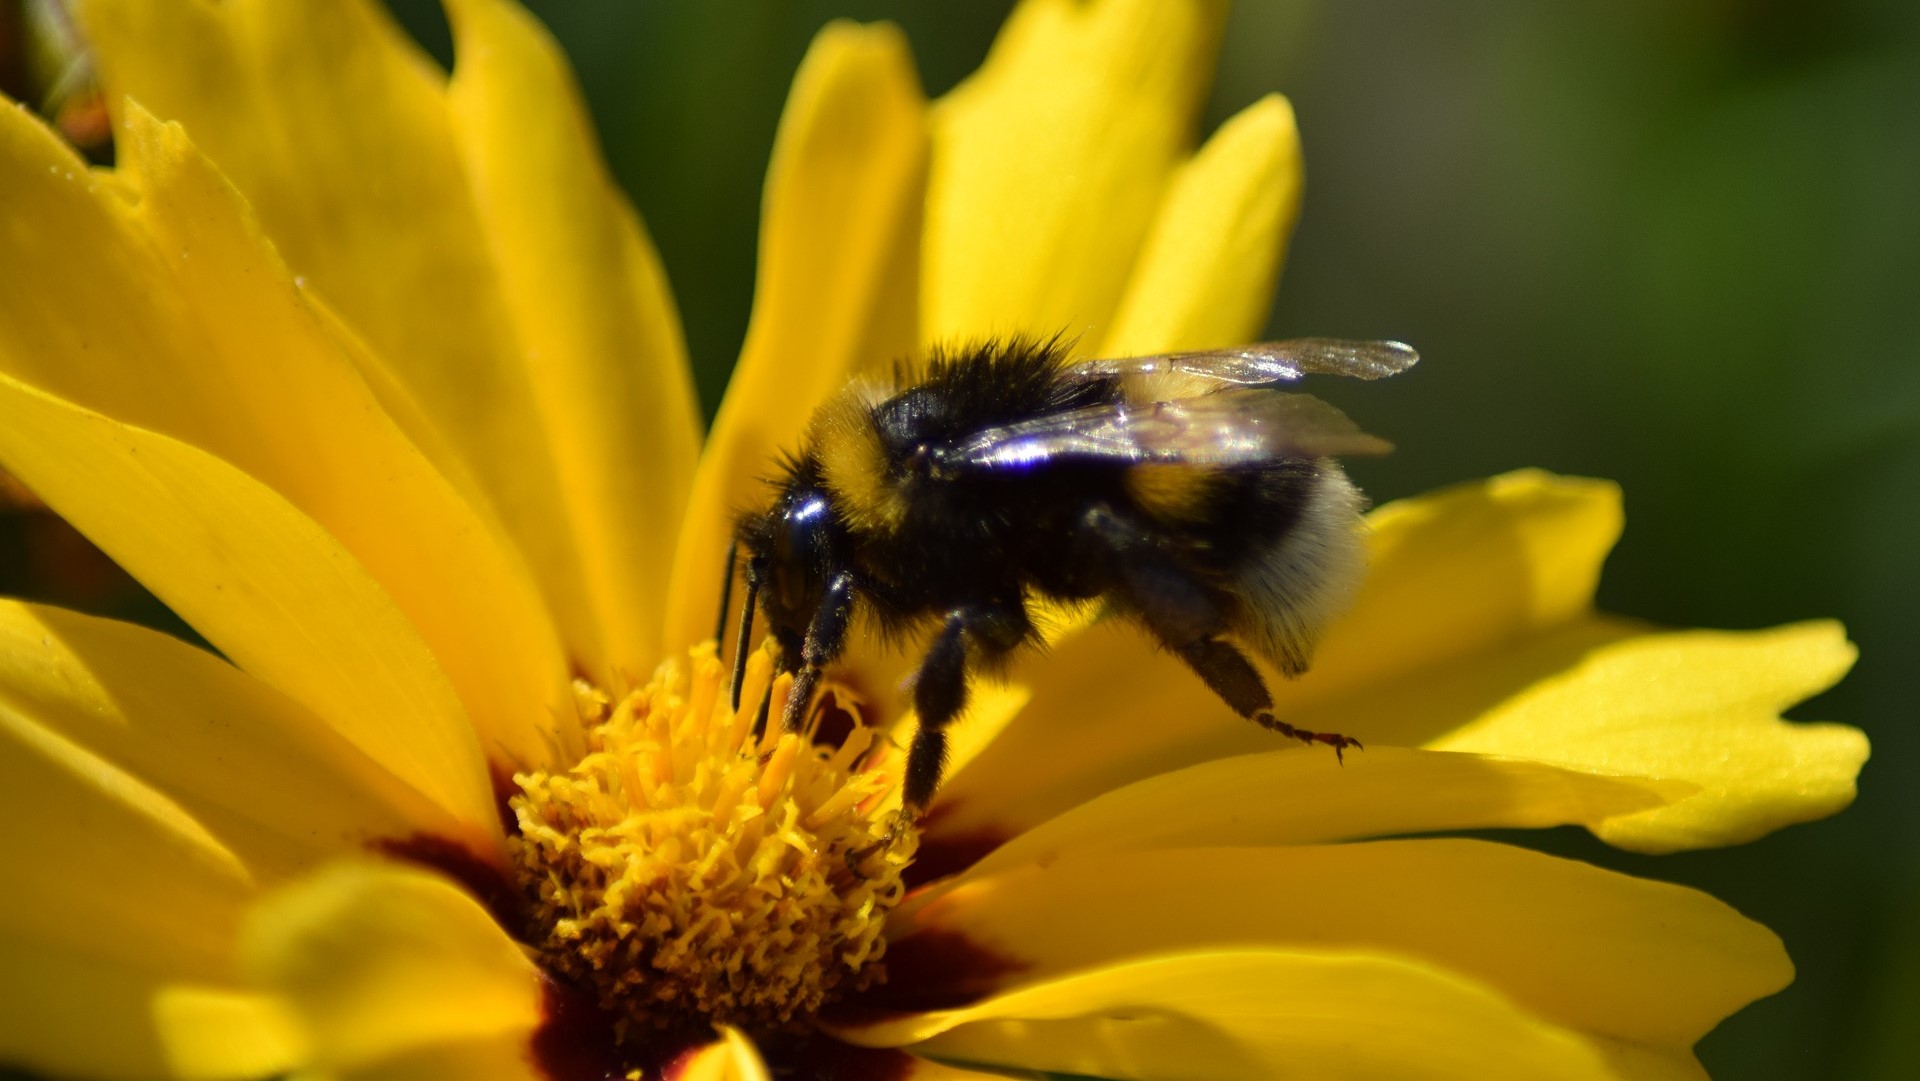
[902,602,1032,817]
[783,569,857,733]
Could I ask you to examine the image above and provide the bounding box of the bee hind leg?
[1074,504,1360,761]
[1176,637,1361,761]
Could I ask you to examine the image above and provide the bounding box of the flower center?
[507,644,913,1039]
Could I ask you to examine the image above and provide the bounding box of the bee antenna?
[730,554,762,712]
[713,537,738,651]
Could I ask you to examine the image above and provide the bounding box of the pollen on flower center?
[507,644,913,1039]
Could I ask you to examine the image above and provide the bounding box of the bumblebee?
[723,335,1416,817]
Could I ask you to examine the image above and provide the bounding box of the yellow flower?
[0,1,1868,1080]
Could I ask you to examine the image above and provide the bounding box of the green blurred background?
[3,1,1915,1078]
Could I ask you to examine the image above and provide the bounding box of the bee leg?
[1178,637,1361,761]
[1075,504,1360,760]
[903,603,1032,817]
[782,569,858,733]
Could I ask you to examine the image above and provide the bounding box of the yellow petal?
[153,986,309,1081]
[0,600,463,879]
[1423,619,1866,852]
[1592,1043,1711,1081]
[877,680,1034,822]
[1316,469,1622,691]
[873,840,1788,1049]
[0,100,573,771]
[0,631,269,1081]
[665,20,928,651]
[921,618,1222,848]
[0,937,210,1081]
[924,0,1227,345]
[0,373,497,834]
[241,861,541,1074]
[844,949,1624,1081]
[938,747,1685,885]
[674,1028,772,1081]
[75,0,626,682]
[443,0,700,671]
[301,1034,545,1081]
[894,1057,1035,1080]
[769,1041,1021,1081]
[927,471,1622,841]
[0,701,250,976]
[1101,93,1303,356]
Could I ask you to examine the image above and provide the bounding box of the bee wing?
[1068,338,1418,386]
[940,389,1393,473]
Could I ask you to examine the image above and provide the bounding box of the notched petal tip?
[1425,616,1867,854]
[1589,619,1868,854]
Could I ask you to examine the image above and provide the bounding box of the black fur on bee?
[722,334,1416,819]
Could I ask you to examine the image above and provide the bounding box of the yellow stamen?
[509,644,913,1037]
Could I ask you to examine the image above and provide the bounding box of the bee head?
[739,469,847,645]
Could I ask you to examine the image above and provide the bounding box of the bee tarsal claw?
[1255,710,1362,763]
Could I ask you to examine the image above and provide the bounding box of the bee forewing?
[944,389,1391,472]
[1219,338,1420,380]
[1070,338,1418,386]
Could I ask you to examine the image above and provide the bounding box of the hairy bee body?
[731,336,1414,815]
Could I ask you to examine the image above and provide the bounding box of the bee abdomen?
[1224,460,1368,677]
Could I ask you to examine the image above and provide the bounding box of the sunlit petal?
[238,861,541,1075]
[924,0,1229,346]
[939,747,1685,884]
[666,20,928,652]
[873,840,1788,1049]
[77,0,641,680]
[445,0,701,671]
[843,950,1626,1081]
[0,701,250,976]
[0,600,464,879]
[0,702,257,1079]
[1423,619,1865,852]
[1102,93,1304,356]
[0,374,497,833]
[0,100,574,772]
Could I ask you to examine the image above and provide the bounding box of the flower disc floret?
[509,645,912,1037]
